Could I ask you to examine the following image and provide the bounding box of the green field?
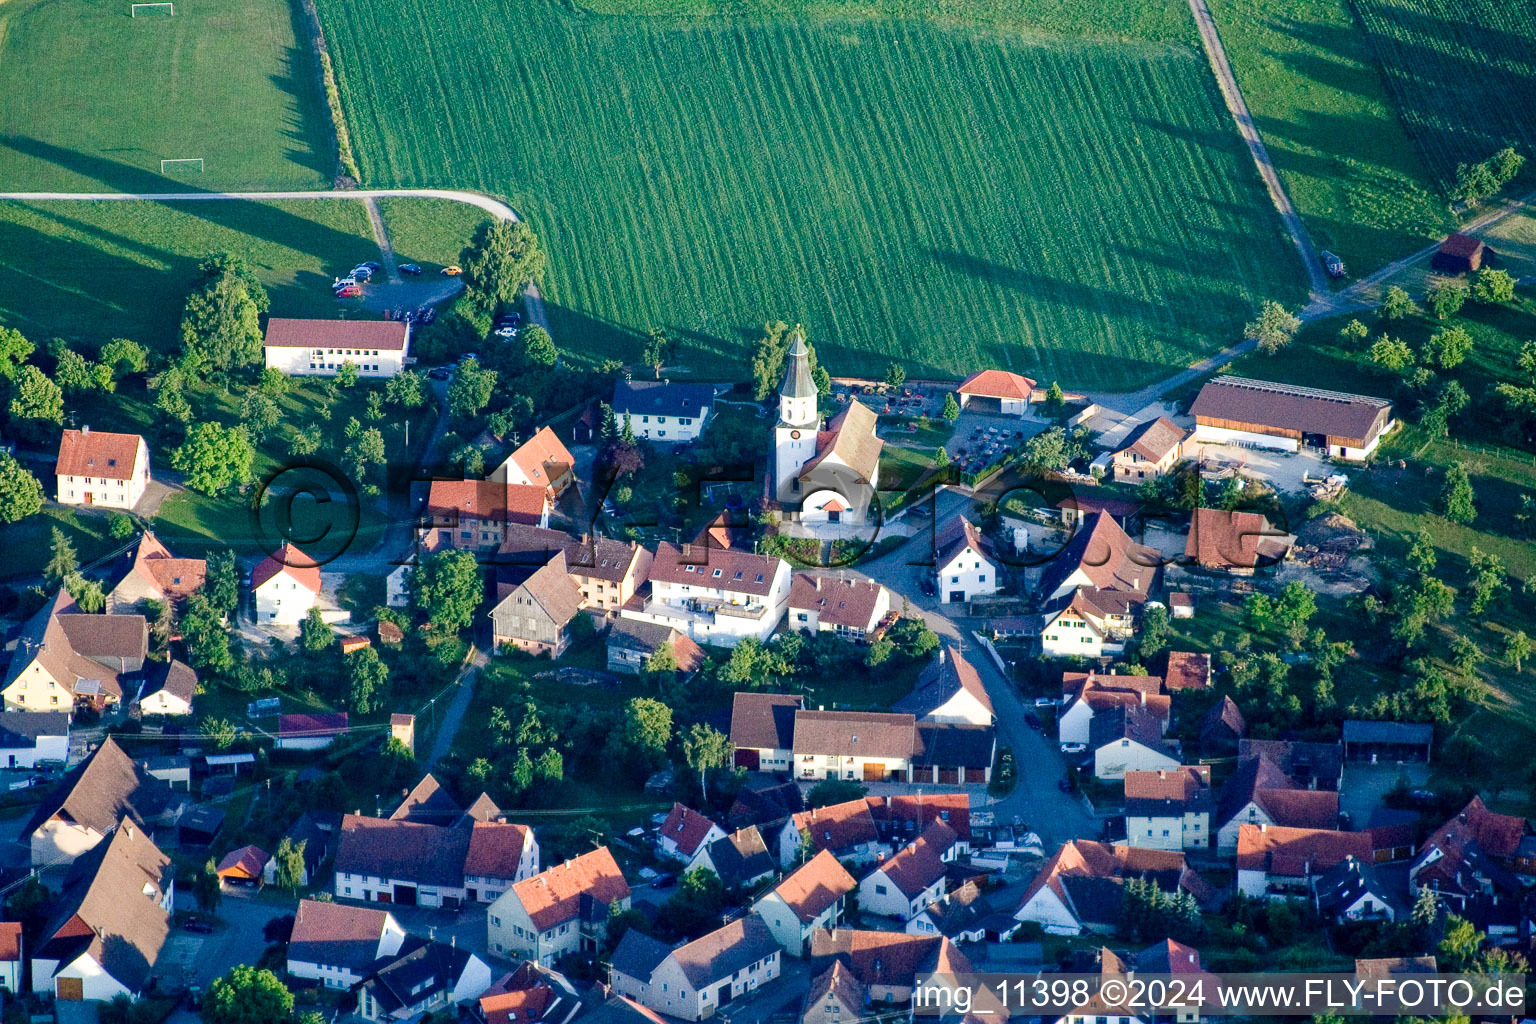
[0,199,377,351]
[316,0,1306,388]
[0,0,332,190]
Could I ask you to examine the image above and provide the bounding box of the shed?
[339,635,371,655]
[179,803,227,846]
[204,752,257,776]
[1168,592,1195,619]
[216,844,270,887]
[1432,233,1486,274]
[1342,720,1433,763]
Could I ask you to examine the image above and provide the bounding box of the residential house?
[262,811,337,888]
[1199,697,1246,757]
[808,928,974,1005]
[620,543,791,647]
[1037,511,1159,603]
[1237,823,1374,898]
[488,553,584,657]
[1164,652,1211,691]
[1409,796,1527,905]
[688,826,776,891]
[1037,590,1144,659]
[606,618,705,677]
[286,898,407,989]
[105,531,205,613]
[335,806,537,907]
[2,589,147,712]
[1238,739,1344,791]
[1215,754,1339,855]
[0,922,20,994]
[31,819,172,1001]
[1169,592,1196,618]
[216,845,269,888]
[912,721,997,785]
[262,317,411,378]
[1059,941,1213,1024]
[135,659,197,716]
[276,712,349,750]
[580,996,671,1024]
[656,803,726,864]
[1124,767,1213,851]
[1058,672,1168,746]
[55,427,149,510]
[1111,417,1188,482]
[775,799,885,869]
[857,819,957,920]
[1314,856,1399,923]
[252,542,322,626]
[474,963,583,1024]
[610,914,781,1022]
[487,847,631,967]
[752,850,856,956]
[355,936,493,1023]
[1185,507,1296,574]
[24,737,179,867]
[1190,375,1394,461]
[497,525,654,615]
[792,710,916,783]
[906,881,1008,943]
[391,714,415,755]
[0,711,69,768]
[893,646,994,725]
[1014,840,1212,935]
[612,379,716,443]
[866,793,972,852]
[490,426,575,499]
[801,961,864,1024]
[787,575,891,641]
[424,480,551,551]
[956,369,1037,414]
[935,518,997,605]
[1091,705,1179,780]
[727,776,804,831]
[729,693,802,773]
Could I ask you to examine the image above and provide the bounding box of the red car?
[335,284,362,298]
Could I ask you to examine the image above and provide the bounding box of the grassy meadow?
[0,0,333,190]
[316,0,1307,388]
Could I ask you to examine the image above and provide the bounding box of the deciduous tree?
[8,365,63,431]
[203,966,293,1024]
[461,219,547,310]
[1473,267,1516,304]
[1426,277,1470,320]
[447,357,496,417]
[171,422,254,495]
[1245,300,1300,354]
[179,272,264,380]
[0,453,43,524]
[1439,462,1476,524]
[407,549,483,633]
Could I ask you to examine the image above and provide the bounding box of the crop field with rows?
[1349,0,1536,191]
[316,0,1306,389]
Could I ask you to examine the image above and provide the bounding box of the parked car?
[919,577,936,597]
[351,267,373,281]
[1025,713,1042,731]
[335,285,362,298]
[1059,742,1087,755]
[1057,777,1072,792]
[441,265,463,276]
[360,261,382,272]
[399,263,422,275]
[493,325,518,339]
[428,367,451,380]
[1033,697,1055,708]
[183,917,215,934]
[652,874,677,890]
[332,276,358,290]
[1320,250,1347,278]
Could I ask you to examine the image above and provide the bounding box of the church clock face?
[790,430,801,439]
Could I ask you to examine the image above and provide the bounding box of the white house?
[610,915,781,1022]
[275,712,349,751]
[31,821,172,1002]
[1014,841,1204,936]
[751,850,856,956]
[792,710,916,783]
[1236,823,1373,900]
[24,738,179,868]
[135,659,197,716]
[1057,674,1167,746]
[355,938,493,1023]
[1038,590,1141,659]
[1314,856,1397,923]
[612,379,717,443]
[893,647,994,725]
[1091,706,1179,781]
[787,575,891,642]
[935,518,997,605]
[263,318,410,378]
[1124,767,1213,852]
[0,712,69,769]
[655,803,726,865]
[252,542,322,626]
[620,543,791,648]
[729,692,802,773]
[54,428,150,510]
[0,923,20,994]
[335,814,537,909]
[287,898,407,989]
[857,820,956,921]
[486,847,631,967]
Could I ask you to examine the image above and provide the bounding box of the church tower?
[773,329,819,505]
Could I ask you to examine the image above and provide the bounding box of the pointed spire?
[780,327,815,400]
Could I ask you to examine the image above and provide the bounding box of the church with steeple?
[771,329,883,527]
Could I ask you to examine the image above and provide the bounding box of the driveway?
[1190,440,1332,498]
[157,889,298,989]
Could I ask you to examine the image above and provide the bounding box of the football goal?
[131,3,175,15]
[160,158,204,174]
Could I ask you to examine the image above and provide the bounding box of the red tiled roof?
[1116,417,1186,463]
[278,712,348,737]
[769,849,857,922]
[1235,823,1371,874]
[659,803,720,857]
[868,820,956,897]
[789,575,888,632]
[125,531,206,601]
[0,922,20,961]
[957,369,1035,400]
[510,847,630,932]
[1164,652,1210,691]
[793,710,916,760]
[648,542,784,597]
[216,844,269,879]
[866,793,972,842]
[464,822,533,880]
[505,426,575,492]
[1185,508,1293,570]
[730,692,803,750]
[263,317,408,351]
[251,542,322,593]
[56,429,144,481]
[1438,233,1485,258]
[426,480,547,526]
[792,799,880,856]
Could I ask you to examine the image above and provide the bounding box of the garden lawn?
[375,199,489,270]
[0,0,333,190]
[0,506,120,583]
[317,0,1306,388]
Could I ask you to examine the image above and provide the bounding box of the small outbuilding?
[1342,720,1433,763]
[1432,233,1487,274]
[217,844,271,888]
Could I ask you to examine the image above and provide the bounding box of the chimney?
[81,424,90,434]
[1259,823,1266,832]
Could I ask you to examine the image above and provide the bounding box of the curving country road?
[0,187,549,328]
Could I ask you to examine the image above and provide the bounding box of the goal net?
[131,3,175,15]
[160,158,203,174]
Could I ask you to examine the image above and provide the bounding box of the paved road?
[1184,0,1327,301]
[0,187,549,330]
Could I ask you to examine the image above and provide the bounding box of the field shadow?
[269,43,335,180]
